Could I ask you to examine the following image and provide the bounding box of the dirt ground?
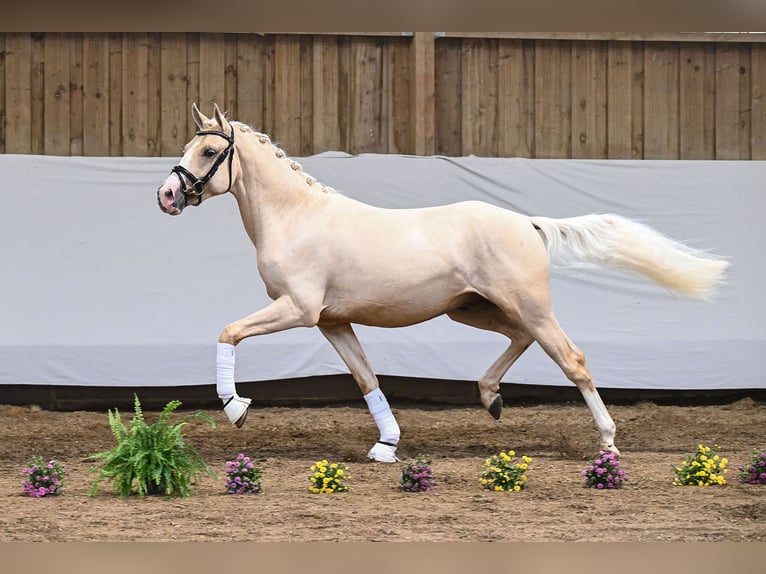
[0,398,764,542]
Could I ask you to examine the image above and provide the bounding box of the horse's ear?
[213,102,228,131]
[192,103,208,130]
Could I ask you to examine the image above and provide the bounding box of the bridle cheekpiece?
[168,119,236,207]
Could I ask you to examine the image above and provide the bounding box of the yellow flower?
[522,456,532,463]
[513,485,521,491]
[494,485,503,492]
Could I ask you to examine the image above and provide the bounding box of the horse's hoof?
[367,442,400,463]
[223,395,251,427]
[487,395,503,420]
[603,444,621,457]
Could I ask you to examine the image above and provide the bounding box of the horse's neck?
[232,138,318,248]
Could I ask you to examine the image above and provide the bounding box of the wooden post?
[410,32,435,156]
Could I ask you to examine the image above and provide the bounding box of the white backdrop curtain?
[1,154,763,391]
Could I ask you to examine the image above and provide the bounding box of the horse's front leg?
[217,295,318,427]
[319,323,401,463]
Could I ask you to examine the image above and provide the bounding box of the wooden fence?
[1,32,765,159]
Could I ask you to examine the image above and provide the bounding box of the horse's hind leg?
[318,323,400,463]
[524,312,619,456]
[447,303,534,420]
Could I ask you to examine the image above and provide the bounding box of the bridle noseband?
[167,121,236,207]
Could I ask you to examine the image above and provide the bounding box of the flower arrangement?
[224,453,263,494]
[737,448,766,485]
[21,456,65,498]
[480,450,532,492]
[399,454,436,493]
[672,443,728,487]
[308,459,350,493]
[89,394,216,497]
[582,450,627,489]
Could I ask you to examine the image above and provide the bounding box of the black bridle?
[167,121,236,207]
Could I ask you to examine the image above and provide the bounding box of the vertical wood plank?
[224,34,238,119]
[146,33,161,156]
[298,36,314,155]
[122,33,149,156]
[261,37,276,138]
[199,33,225,112]
[31,33,45,154]
[497,39,534,158]
[410,32,435,156]
[5,33,33,153]
[738,45,752,159]
[44,33,70,155]
[0,34,5,154]
[185,33,199,132]
[679,43,715,159]
[236,34,266,130]
[108,33,122,155]
[607,41,636,158]
[571,41,607,158]
[69,34,84,156]
[82,33,110,156]
[434,37,462,156]
[349,37,385,154]
[312,35,341,152]
[160,33,188,156]
[534,40,572,158]
[461,38,498,156]
[388,37,411,154]
[643,43,680,159]
[715,43,747,159]
[751,44,766,159]
[274,34,301,154]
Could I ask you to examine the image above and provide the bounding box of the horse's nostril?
[164,190,174,199]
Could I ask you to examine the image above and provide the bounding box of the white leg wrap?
[216,342,250,427]
[364,388,400,462]
[582,390,619,455]
[216,342,237,400]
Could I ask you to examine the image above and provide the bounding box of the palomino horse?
[157,104,728,462]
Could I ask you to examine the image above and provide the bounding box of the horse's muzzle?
[157,173,187,216]
[157,187,185,216]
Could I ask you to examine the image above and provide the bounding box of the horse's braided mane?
[232,120,337,195]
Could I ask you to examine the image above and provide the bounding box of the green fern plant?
[88,394,216,498]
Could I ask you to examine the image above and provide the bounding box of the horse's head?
[157,103,240,215]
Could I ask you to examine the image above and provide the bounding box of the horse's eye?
[203,148,217,158]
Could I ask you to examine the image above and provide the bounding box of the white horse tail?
[529,213,729,300]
